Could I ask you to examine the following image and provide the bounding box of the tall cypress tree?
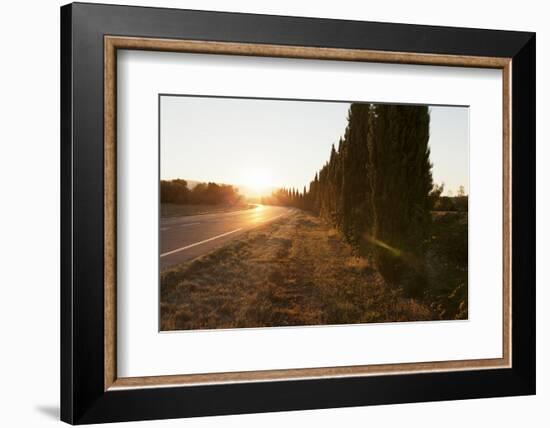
[367,104,432,294]
[339,104,372,248]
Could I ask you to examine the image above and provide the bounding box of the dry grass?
[161,211,436,331]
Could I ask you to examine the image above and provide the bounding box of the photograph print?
[159,95,469,331]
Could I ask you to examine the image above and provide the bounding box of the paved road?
[160,205,292,270]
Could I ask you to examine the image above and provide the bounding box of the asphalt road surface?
[160,205,292,270]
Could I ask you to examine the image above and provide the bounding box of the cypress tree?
[367,104,432,295]
[339,104,372,248]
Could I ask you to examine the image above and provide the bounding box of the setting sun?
[240,169,274,194]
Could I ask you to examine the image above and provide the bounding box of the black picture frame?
[61,2,535,424]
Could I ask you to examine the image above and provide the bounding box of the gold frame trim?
[104,36,512,391]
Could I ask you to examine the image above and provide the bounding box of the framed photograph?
[61,2,535,424]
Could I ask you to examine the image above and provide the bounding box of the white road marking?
[160,222,200,232]
[160,228,243,257]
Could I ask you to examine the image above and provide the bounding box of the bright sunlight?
[239,168,274,195]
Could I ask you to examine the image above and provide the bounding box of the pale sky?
[160,95,468,196]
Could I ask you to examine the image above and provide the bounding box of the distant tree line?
[161,179,243,205]
[429,183,468,212]
[261,187,308,208]
[268,103,441,295]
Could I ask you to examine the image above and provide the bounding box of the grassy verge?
[425,211,468,319]
[161,211,436,331]
[161,203,255,218]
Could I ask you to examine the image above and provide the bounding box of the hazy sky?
[160,96,468,196]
